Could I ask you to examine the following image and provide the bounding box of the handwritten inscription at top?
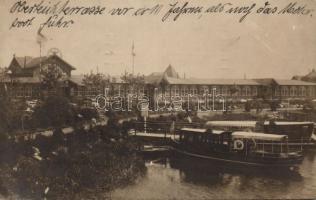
[8,0,315,30]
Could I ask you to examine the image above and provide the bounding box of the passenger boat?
[205,121,315,144]
[170,128,304,168]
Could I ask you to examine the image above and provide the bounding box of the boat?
[170,128,304,168]
[205,120,315,144]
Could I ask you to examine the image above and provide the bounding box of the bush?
[32,95,75,129]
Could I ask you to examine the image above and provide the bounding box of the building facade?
[1,55,316,102]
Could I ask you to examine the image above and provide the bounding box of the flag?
[36,26,48,45]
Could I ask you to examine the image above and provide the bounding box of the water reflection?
[111,151,316,199]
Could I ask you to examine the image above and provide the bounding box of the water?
[110,151,316,199]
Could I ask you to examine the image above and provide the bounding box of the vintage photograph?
[0,0,316,199]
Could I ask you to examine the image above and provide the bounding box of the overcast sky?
[0,0,315,79]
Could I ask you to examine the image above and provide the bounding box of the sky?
[0,0,316,79]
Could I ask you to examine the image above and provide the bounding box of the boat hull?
[170,141,303,168]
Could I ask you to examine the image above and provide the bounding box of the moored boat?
[205,120,315,146]
[171,128,304,168]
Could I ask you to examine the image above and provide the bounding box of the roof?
[69,75,85,86]
[180,128,227,135]
[205,121,257,128]
[212,130,227,135]
[263,121,314,126]
[181,128,208,133]
[144,65,180,85]
[232,132,287,141]
[145,72,164,85]
[12,55,75,70]
[274,79,316,86]
[303,69,316,79]
[253,78,276,86]
[164,65,179,78]
[15,56,33,68]
[164,77,261,85]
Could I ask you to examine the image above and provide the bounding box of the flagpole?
[132,41,135,75]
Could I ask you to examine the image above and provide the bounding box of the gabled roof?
[11,55,75,70]
[164,65,179,78]
[15,56,33,68]
[145,72,164,84]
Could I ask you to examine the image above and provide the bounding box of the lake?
[110,150,316,199]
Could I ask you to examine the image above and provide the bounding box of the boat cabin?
[204,121,258,132]
[178,128,298,157]
[231,131,290,157]
[204,120,314,142]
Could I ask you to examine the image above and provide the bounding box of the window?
[252,87,258,96]
[242,86,251,96]
[202,86,209,95]
[181,86,188,96]
[290,87,297,97]
[190,87,198,96]
[281,87,289,96]
[299,87,306,97]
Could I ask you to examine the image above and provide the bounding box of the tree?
[229,85,239,96]
[120,72,145,109]
[40,66,63,90]
[33,95,74,129]
[0,96,11,136]
[82,72,110,89]
[120,72,145,85]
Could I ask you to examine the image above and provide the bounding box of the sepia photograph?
[0,0,316,199]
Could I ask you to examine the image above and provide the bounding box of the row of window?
[162,86,258,97]
[8,86,39,97]
[275,86,316,97]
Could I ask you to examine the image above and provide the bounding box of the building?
[0,54,75,98]
[1,54,316,103]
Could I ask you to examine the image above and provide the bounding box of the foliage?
[0,97,11,132]
[0,125,146,199]
[120,72,145,85]
[269,101,279,111]
[40,66,63,90]
[244,101,251,112]
[229,85,239,95]
[78,107,99,120]
[32,95,74,128]
[82,72,110,87]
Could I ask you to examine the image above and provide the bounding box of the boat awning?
[205,121,257,128]
[181,128,208,133]
[212,130,227,135]
[232,132,287,141]
[263,121,314,126]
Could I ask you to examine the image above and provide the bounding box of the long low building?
[1,54,316,102]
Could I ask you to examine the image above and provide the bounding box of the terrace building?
[1,54,316,103]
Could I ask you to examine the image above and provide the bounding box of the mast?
[132,41,136,75]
